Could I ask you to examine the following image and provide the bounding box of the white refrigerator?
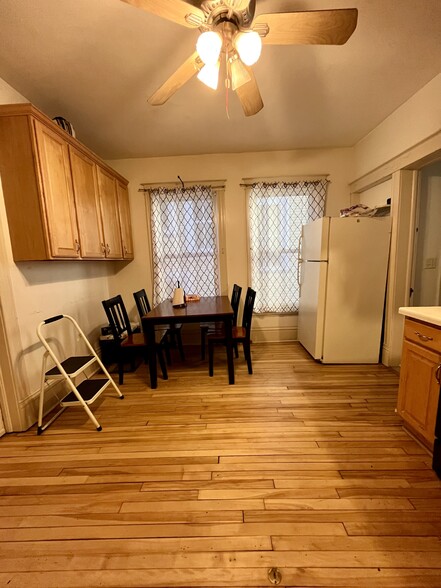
[297,216,391,363]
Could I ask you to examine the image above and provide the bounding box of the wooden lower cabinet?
[0,103,133,262]
[397,318,441,449]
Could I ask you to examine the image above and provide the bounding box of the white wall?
[108,148,354,343]
[0,79,116,431]
[353,74,441,181]
[352,179,392,209]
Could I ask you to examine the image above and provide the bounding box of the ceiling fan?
[121,0,358,116]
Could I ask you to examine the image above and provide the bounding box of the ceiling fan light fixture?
[197,62,220,90]
[196,31,223,65]
[234,30,262,66]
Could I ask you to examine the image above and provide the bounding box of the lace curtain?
[149,185,221,305]
[248,180,328,313]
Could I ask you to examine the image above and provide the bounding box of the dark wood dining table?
[142,295,235,389]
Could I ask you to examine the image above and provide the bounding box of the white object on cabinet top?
[399,307,441,328]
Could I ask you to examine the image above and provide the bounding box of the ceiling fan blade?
[148,52,202,106]
[235,67,263,117]
[120,0,204,28]
[253,8,358,45]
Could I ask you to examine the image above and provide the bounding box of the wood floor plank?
[0,536,272,556]
[2,550,441,572]
[2,568,441,588]
[0,521,346,542]
[272,535,441,551]
[0,342,440,587]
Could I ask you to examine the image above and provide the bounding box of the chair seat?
[121,332,146,347]
[207,325,246,343]
[122,328,168,348]
[232,326,246,339]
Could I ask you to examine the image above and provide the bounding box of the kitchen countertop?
[399,306,441,327]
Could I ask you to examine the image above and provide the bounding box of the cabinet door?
[96,166,123,259]
[33,120,80,258]
[70,147,105,259]
[398,340,441,448]
[116,181,134,259]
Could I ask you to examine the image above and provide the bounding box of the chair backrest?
[133,288,151,321]
[241,287,256,336]
[231,283,242,326]
[102,295,132,343]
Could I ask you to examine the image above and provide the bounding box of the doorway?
[411,161,441,306]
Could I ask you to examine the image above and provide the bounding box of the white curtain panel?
[248,180,328,313]
[150,185,221,304]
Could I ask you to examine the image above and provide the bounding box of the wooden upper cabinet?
[0,103,133,262]
[69,147,105,259]
[97,166,123,260]
[33,120,80,258]
[116,181,134,259]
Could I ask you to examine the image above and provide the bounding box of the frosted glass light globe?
[196,31,222,65]
[197,62,220,90]
[235,31,262,66]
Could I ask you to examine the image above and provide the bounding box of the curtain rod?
[240,175,329,188]
[139,180,226,191]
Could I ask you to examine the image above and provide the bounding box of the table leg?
[224,317,235,385]
[144,320,157,389]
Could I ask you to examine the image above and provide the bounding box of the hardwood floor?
[0,341,440,587]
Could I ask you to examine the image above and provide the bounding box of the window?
[149,185,222,304]
[248,180,328,313]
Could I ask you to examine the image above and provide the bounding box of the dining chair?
[102,294,168,384]
[208,287,256,377]
[133,288,185,361]
[200,283,242,360]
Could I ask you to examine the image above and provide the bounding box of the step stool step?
[46,356,96,378]
[61,379,110,406]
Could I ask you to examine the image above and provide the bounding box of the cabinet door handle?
[74,239,81,253]
[106,244,111,255]
[123,245,128,255]
[436,364,441,385]
[101,242,106,254]
[414,331,433,342]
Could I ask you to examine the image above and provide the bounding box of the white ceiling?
[1,0,441,159]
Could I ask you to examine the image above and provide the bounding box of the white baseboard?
[252,326,298,343]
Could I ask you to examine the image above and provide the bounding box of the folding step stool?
[36,314,124,434]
